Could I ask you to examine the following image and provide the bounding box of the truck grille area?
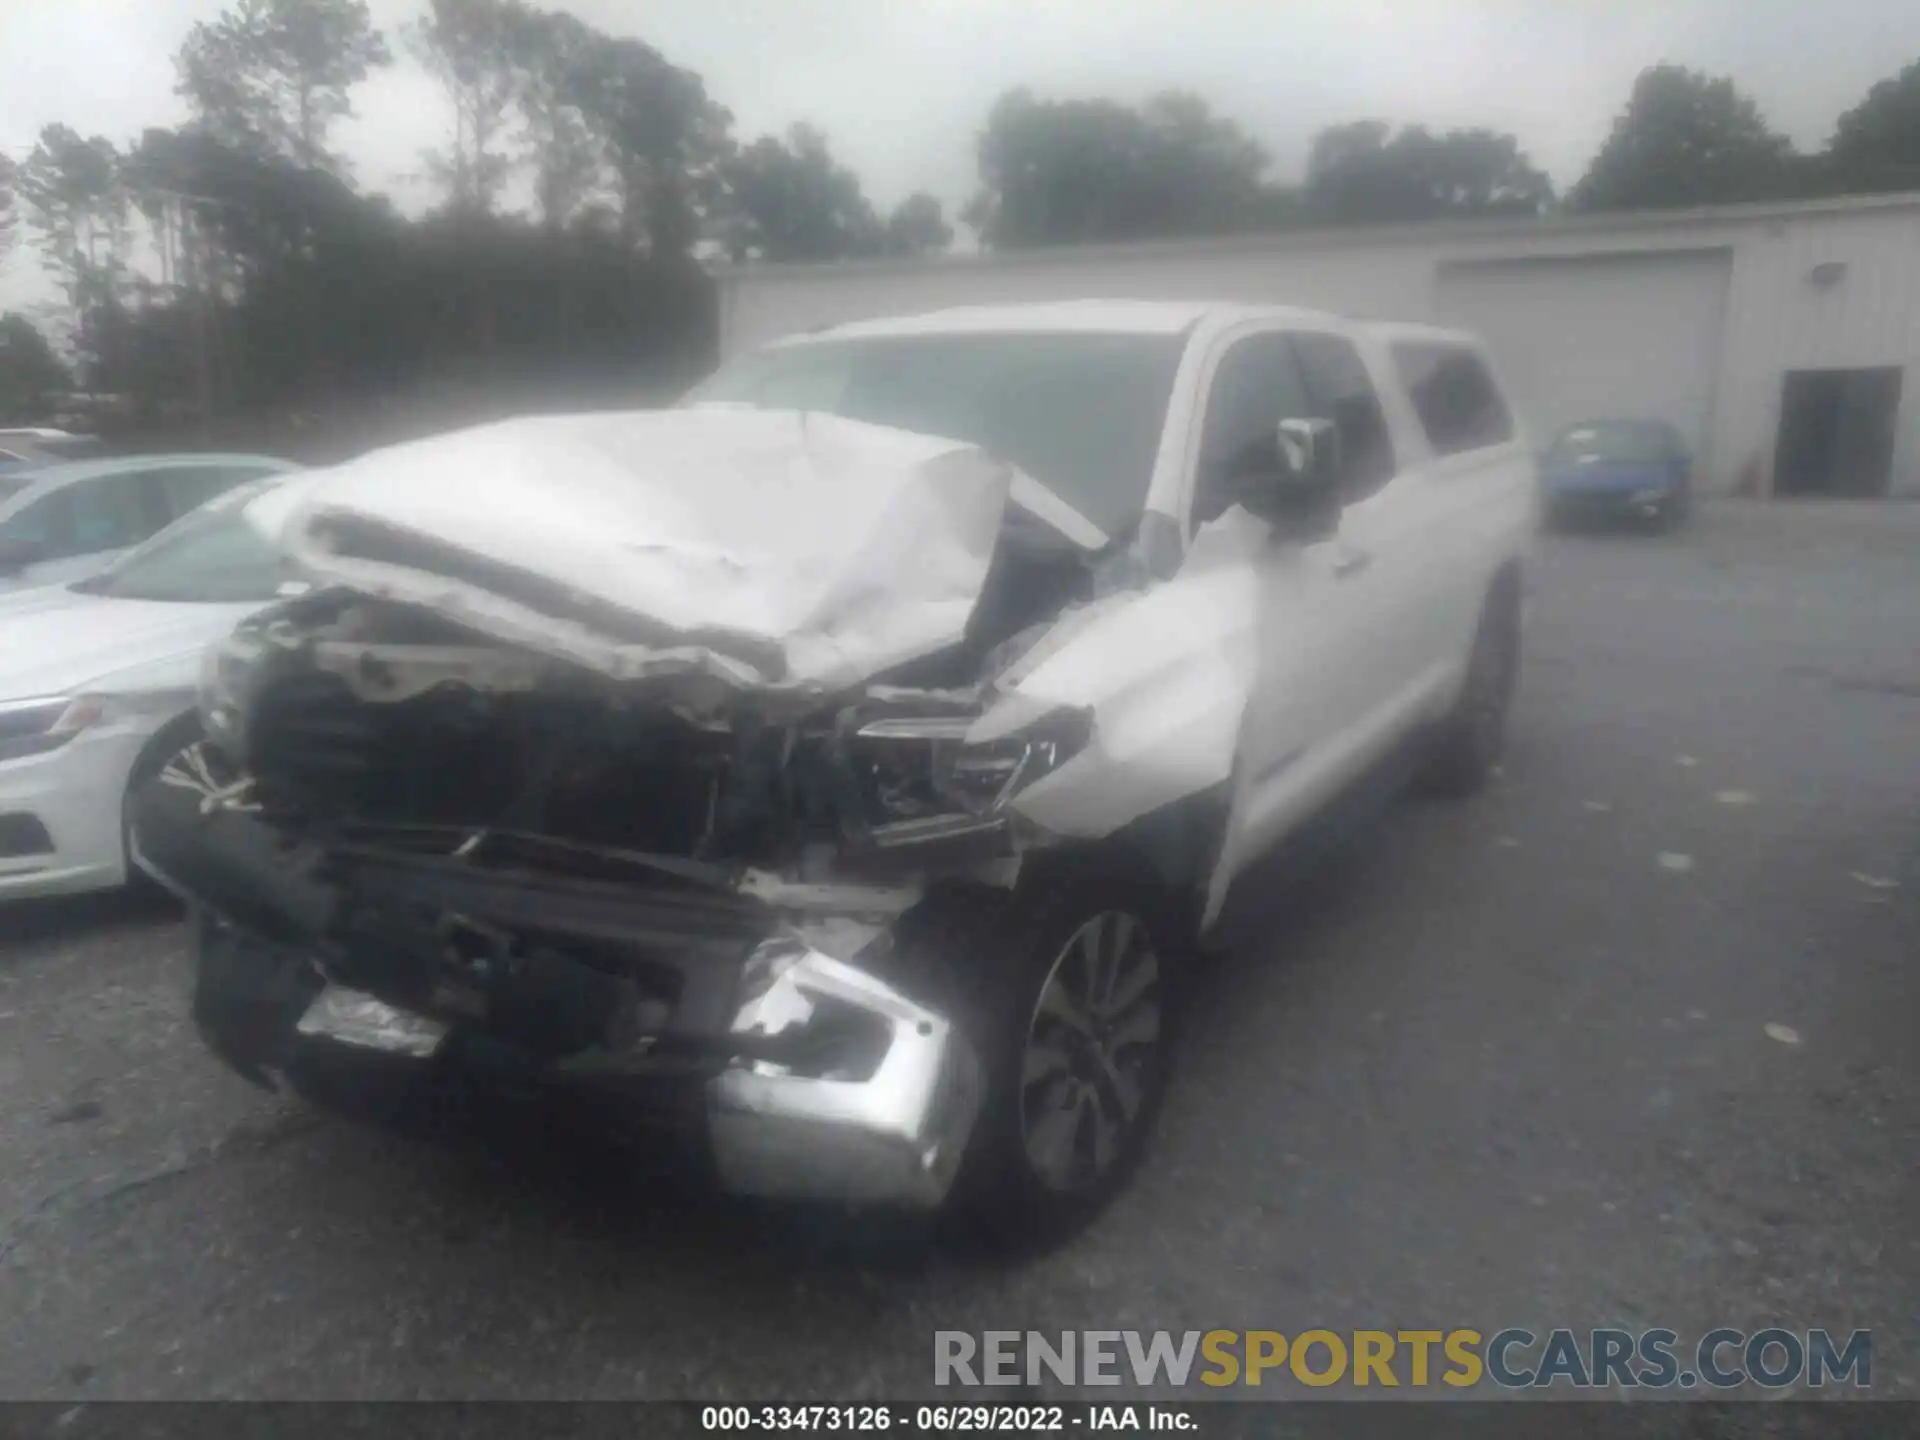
[326,850,770,1060]
[244,666,728,857]
[247,668,528,826]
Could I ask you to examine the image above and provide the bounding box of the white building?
[716,192,1920,499]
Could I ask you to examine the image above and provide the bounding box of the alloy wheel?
[1019,910,1162,1192]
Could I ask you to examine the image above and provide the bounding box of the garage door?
[1435,251,1732,471]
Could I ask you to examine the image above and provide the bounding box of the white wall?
[1713,209,1920,496]
[716,199,1920,497]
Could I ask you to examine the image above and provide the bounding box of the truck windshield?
[685,332,1187,536]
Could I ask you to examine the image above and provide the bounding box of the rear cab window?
[1391,340,1515,458]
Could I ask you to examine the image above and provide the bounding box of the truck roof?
[786,299,1481,348]
[1365,319,1494,349]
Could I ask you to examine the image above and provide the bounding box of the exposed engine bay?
[131,407,1262,1210]
[200,497,1097,873]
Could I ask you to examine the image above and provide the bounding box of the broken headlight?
[0,695,107,762]
[197,619,272,754]
[843,706,1092,845]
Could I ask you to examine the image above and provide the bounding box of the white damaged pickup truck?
[131,301,1538,1247]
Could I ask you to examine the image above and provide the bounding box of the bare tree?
[17,125,132,384]
[507,7,604,230]
[176,0,391,171]
[411,0,523,217]
[0,153,17,270]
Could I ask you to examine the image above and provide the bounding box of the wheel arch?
[127,708,204,792]
[1010,780,1233,943]
[120,708,205,871]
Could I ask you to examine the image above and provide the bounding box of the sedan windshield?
[685,332,1188,536]
[75,481,294,603]
[1546,421,1677,466]
[35,435,106,460]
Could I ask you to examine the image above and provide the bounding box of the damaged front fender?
[970,510,1267,841]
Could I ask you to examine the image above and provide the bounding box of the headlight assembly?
[843,706,1093,848]
[0,695,106,762]
[198,642,241,742]
[198,622,271,746]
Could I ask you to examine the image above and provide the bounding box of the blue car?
[1540,419,1693,530]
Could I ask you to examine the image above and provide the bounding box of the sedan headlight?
[0,695,106,762]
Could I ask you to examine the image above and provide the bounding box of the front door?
[1185,328,1398,901]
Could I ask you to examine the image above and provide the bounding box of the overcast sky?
[5,0,1920,312]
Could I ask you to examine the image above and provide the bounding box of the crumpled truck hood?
[280,408,1097,698]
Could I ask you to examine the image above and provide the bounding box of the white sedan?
[0,475,310,899]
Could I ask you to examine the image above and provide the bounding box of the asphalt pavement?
[1,500,1915,1405]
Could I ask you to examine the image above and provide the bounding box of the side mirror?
[1234,416,1344,537]
[0,537,45,575]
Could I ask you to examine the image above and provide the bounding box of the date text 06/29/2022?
[933,1327,1873,1391]
[702,1406,1191,1433]
[698,1413,1190,1436]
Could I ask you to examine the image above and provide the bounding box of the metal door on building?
[1773,367,1904,497]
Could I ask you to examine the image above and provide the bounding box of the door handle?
[1333,549,1372,579]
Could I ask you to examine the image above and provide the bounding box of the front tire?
[886,869,1186,1252]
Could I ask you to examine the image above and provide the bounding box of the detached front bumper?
[268,947,982,1209]
[132,778,981,1211]
[707,943,981,1207]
